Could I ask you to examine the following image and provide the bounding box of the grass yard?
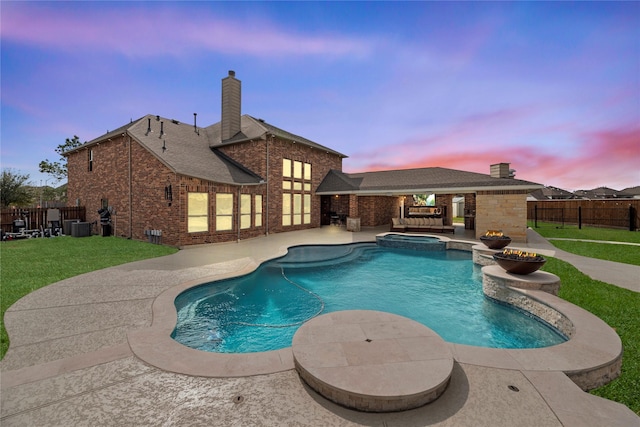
[542,257,640,415]
[530,222,640,266]
[549,240,640,266]
[529,221,640,243]
[0,236,177,358]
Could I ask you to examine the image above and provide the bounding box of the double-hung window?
[240,194,251,229]
[188,193,208,232]
[216,193,233,231]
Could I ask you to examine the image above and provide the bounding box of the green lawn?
[533,224,640,414]
[530,221,640,266]
[542,257,639,415]
[529,221,640,243]
[0,236,177,358]
[549,240,640,266]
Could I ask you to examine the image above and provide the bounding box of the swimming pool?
[172,241,567,353]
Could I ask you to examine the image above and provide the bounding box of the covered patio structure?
[316,163,542,243]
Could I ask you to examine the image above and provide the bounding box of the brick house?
[66,71,542,245]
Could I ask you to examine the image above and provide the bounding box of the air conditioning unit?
[71,222,92,237]
[63,219,79,235]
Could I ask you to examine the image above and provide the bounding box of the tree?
[0,169,34,207]
[39,135,84,181]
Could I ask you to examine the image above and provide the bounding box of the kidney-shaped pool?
[172,242,567,353]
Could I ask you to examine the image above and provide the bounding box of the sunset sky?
[2,1,638,191]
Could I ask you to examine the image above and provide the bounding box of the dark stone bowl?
[493,253,546,275]
[480,236,512,250]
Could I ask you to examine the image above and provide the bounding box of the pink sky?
[2,2,638,191]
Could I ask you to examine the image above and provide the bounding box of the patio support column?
[348,194,359,217]
[346,194,360,232]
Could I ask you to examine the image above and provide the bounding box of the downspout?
[128,133,133,238]
[265,134,270,235]
[237,186,242,242]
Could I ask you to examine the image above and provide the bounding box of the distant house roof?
[316,167,542,195]
[621,186,640,198]
[529,186,578,200]
[573,186,634,199]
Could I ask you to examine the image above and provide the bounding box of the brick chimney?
[221,70,241,141]
[490,163,514,179]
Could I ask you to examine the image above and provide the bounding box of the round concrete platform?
[291,310,454,412]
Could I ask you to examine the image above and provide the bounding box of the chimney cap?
[228,70,235,77]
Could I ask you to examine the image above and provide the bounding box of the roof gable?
[207,115,347,158]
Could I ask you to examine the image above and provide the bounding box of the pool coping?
[127,235,622,390]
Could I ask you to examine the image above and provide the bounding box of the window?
[255,195,263,227]
[293,194,302,225]
[293,161,302,179]
[188,193,208,232]
[304,194,311,224]
[88,149,94,172]
[240,194,251,229]
[283,159,291,178]
[282,194,291,226]
[304,163,311,180]
[216,193,233,231]
[282,158,312,226]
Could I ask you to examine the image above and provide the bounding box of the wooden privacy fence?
[527,200,640,231]
[1,206,86,233]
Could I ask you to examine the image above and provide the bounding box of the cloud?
[345,123,640,191]
[1,3,373,58]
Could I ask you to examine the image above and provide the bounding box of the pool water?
[172,243,567,353]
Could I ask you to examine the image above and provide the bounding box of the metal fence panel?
[528,200,639,231]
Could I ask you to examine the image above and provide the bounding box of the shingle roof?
[621,186,640,196]
[207,115,347,158]
[65,113,347,186]
[316,167,542,195]
[529,186,578,200]
[65,115,264,185]
[316,169,362,193]
[573,186,634,199]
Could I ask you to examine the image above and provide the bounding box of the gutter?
[315,184,544,197]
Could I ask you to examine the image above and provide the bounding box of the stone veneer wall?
[475,190,529,242]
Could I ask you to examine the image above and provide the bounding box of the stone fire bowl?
[480,236,512,250]
[492,253,546,275]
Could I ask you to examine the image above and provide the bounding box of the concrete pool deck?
[1,226,639,426]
